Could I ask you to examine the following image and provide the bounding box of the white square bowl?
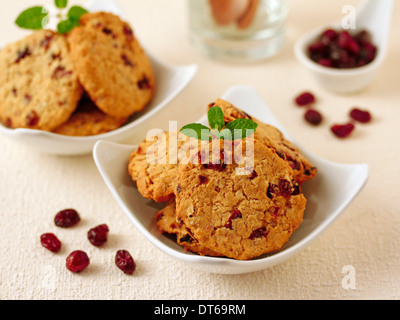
[93,85,369,274]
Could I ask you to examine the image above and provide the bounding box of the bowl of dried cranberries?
[294,26,386,93]
[294,0,394,93]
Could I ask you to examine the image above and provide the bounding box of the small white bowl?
[294,0,393,94]
[0,0,197,156]
[93,85,369,274]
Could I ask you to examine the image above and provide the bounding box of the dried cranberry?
[278,179,292,198]
[55,209,81,228]
[285,154,301,170]
[40,233,62,253]
[88,224,109,247]
[115,250,136,275]
[350,108,372,123]
[249,227,268,240]
[40,35,54,50]
[304,109,323,126]
[225,209,242,230]
[331,123,355,138]
[102,28,116,38]
[295,92,315,106]
[123,25,134,41]
[321,29,338,45]
[249,170,257,180]
[138,76,151,89]
[52,66,73,79]
[66,250,90,273]
[199,175,209,185]
[15,47,31,63]
[121,54,134,67]
[26,110,39,127]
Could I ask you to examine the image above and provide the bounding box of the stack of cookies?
[0,12,155,136]
[128,100,317,260]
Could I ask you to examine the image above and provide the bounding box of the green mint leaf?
[15,7,48,30]
[207,106,225,132]
[224,118,258,140]
[67,6,88,22]
[57,19,77,34]
[55,0,68,9]
[180,124,211,141]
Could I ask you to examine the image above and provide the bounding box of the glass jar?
[188,0,289,62]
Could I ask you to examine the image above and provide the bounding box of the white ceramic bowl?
[294,0,393,94]
[93,85,369,274]
[0,0,197,156]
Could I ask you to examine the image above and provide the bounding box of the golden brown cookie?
[0,30,82,131]
[68,12,155,118]
[209,99,317,184]
[52,97,128,136]
[155,200,223,257]
[128,131,204,203]
[175,138,307,260]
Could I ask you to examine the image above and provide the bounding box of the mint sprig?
[180,106,258,141]
[15,0,87,34]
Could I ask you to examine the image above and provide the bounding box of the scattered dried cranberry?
[115,250,136,275]
[331,123,355,138]
[88,224,109,247]
[304,109,323,126]
[350,108,372,123]
[66,250,90,273]
[40,233,62,253]
[55,209,81,228]
[295,92,315,106]
[308,28,377,69]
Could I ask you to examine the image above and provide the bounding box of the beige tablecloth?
[1,0,399,300]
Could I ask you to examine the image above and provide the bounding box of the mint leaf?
[15,7,48,30]
[67,6,88,22]
[208,106,225,132]
[57,6,87,34]
[55,0,68,9]
[57,19,77,34]
[180,124,211,141]
[224,118,258,140]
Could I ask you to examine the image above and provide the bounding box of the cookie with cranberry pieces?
[0,30,82,131]
[175,138,307,260]
[52,96,128,136]
[68,12,155,118]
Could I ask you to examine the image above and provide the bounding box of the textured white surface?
[1,0,400,300]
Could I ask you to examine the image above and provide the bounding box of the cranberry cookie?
[175,138,307,260]
[0,30,82,131]
[69,12,155,118]
[52,96,128,136]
